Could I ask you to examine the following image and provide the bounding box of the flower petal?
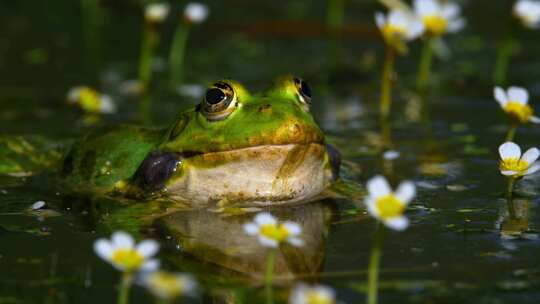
[530,116,540,123]
[499,142,521,160]
[111,231,135,249]
[507,86,529,104]
[136,240,159,258]
[243,223,259,235]
[365,198,380,220]
[141,259,160,272]
[367,175,392,199]
[94,239,113,261]
[521,147,540,164]
[283,222,302,236]
[525,162,540,175]
[288,237,305,247]
[384,216,409,231]
[375,12,386,29]
[501,170,519,176]
[258,236,278,248]
[447,18,466,32]
[254,212,276,226]
[442,2,460,19]
[494,87,508,107]
[406,19,425,40]
[414,0,438,17]
[395,181,416,205]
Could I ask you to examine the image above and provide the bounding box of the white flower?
[243,212,304,248]
[498,142,540,177]
[145,3,170,24]
[494,86,540,124]
[383,150,401,161]
[184,3,209,24]
[141,271,197,300]
[94,231,160,273]
[364,175,416,231]
[67,86,116,114]
[375,9,424,49]
[289,284,336,304]
[514,0,540,29]
[413,0,465,36]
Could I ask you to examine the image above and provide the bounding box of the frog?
[4,75,341,207]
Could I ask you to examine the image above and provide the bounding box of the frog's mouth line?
[175,142,325,159]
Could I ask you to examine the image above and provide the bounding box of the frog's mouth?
[133,142,335,193]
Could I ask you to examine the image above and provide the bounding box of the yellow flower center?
[422,15,448,36]
[381,24,407,49]
[504,102,533,123]
[306,291,334,304]
[500,158,529,176]
[78,88,102,113]
[260,223,290,242]
[375,194,405,220]
[148,272,184,299]
[111,249,144,272]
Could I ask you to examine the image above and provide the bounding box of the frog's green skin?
[24,76,339,207]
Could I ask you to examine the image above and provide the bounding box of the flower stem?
[169,22,190,89]
[506,177,516,219]
[380,46,396,121]
[505,124,518,142]
[117,272,133,304]
[367,223,387,304]
[264,249,277,304]
[156,299,171,304]
[416,37,434,92]
[139,24,159,90]
[493,36,517,86]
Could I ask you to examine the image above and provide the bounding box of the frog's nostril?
[205,88,226,105]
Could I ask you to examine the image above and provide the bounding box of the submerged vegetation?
[2,0,540,303]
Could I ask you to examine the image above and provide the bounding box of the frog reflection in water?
[59,76,341,207]
[156,202,332,282]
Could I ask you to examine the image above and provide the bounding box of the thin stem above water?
[380,46,396,121]
[367,223,387,304]
[416,37,434,92]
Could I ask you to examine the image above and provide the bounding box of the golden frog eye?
[201,81,237,121]
[293,77,312,108]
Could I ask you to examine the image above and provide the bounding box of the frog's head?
[161,75,324,153]
[146,76,333,205]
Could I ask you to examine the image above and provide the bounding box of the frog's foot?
[0,135,63,176]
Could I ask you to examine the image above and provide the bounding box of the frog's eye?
[293,77,312,109]
[202,82,237,121]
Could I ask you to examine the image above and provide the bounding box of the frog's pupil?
[300,80,312,98]
[205,88,226,105]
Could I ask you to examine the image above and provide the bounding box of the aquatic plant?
[139,3,170,90]
[413,0,465,91]
[244,212,303,303]
[375,9,424,120]
[494,0,540,85]
[498,142,540,213]
[289,283,336,304]
[141,271,197,303]
[364,175,415,304]
[169,2,209,89]
[494,86,540,141]
[94,231,160,304]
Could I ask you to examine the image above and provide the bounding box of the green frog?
[3,76,341,207]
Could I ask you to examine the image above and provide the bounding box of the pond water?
[1,0,540,303]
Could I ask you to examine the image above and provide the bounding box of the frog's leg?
[0,135,63,176]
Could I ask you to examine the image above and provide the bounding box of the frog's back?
[60,125,165,192]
